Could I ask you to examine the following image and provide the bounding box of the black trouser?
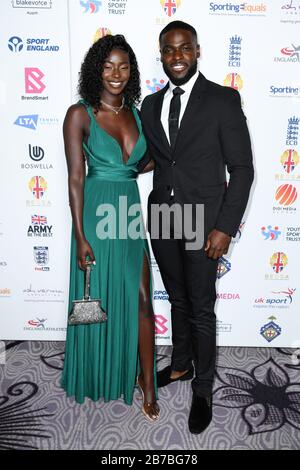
[149,191,223,397]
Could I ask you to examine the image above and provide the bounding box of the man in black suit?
[140,21,254,434]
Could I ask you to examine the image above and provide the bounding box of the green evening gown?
[61,101,153,405]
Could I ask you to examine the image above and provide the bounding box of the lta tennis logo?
[160,0,181,17]
[223,73,243,91]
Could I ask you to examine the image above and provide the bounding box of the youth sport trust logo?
[261,225,281,240]
[145,79,166,94]
[160,0,181,17]
[80,0,102,13]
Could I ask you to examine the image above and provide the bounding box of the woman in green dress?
[61,34,159,421]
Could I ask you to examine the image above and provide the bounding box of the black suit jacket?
[140,72,254,237]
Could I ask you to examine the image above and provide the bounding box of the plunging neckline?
[91,106,142,166]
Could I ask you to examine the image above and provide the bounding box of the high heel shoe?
[137,375,160,422]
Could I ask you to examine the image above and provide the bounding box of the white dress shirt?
[160,71,199,194]
[161,71,199,144]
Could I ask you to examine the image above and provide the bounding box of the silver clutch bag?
[68,264,107,326]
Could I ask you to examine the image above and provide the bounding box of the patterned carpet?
[0,341,300,450]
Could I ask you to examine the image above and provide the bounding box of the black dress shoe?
[188,393,212,434]
[157,365,194,388]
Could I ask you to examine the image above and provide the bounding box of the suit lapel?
[152,84,172,159]
[173,73,207,157]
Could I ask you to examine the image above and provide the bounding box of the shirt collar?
[169,70,199,95]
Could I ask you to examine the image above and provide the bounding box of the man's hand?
[205,229,231,260]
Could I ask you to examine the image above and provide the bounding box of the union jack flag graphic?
[31,215,47,225]
[160,0,181,17]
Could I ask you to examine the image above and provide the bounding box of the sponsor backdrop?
[0,0,299,347]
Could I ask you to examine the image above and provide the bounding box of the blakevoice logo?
[269,85,300,98]
[8,36,59,53]
[11,0,53,10]
[209,2,267,15]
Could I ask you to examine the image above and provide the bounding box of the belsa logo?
[160,0,181,17]
[275,183,298,206]
[93,27,112,42]
[223,73,243,91]
[28,176,47,199]
[280,150,299,174]
[270,252,288,274]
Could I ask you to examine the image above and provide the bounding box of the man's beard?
[162,60,198,86]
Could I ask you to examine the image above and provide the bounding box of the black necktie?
[168,86,185,148]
